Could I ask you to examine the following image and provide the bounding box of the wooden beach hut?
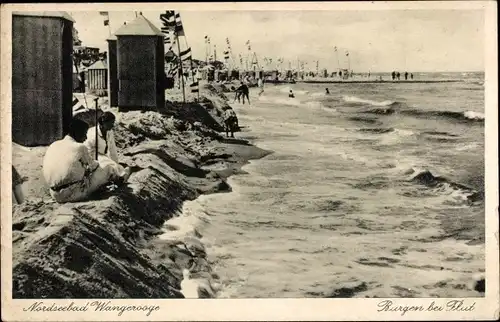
[12,11,74,146]
[114,14,165,111]
[107,34,118,107]
[86,59,108,96]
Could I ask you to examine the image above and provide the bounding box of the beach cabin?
[107,35,118,107]
[86,59,108,96]
[12,11,74,146]
[230,70,239,80]
[114,14,165,111]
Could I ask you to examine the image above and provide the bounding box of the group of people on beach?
[30,111,131,204]
[391,71,414,81]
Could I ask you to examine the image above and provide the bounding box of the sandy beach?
[12,84,269,298]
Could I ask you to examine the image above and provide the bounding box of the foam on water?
[464,110,485,120]
[278,86,310,95]
[342,95,395,106]
[171,80,484,298]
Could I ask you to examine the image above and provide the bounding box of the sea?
[161,72,486,298]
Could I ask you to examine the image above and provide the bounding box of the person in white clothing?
[43,119,129,203]
[84,112,130,179]
[257,78,264,96]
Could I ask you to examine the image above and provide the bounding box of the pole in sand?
[73,56,88,109]
[94,98,99,160]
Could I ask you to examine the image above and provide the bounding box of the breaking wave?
[401,109,484,123]
[408,170,483,204]
[342,95,396,106]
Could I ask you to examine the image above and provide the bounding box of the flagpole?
[335,47,340,75]
[107,13,112,36]
[347,52,351,73]
[176,32,186,103]
[73,57,88,109]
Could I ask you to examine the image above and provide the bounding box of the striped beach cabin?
[86,59,108,96]
[114,14,165,111]
[12,11,74,146]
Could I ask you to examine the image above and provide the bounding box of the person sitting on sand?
[43,119,131,203]
[223,107,239,138]
[84,112,131,181]
[325,88,330,95]
[236,82,250,105]
[289,90,295,98]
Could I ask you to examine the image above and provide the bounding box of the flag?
[180,47,192,61]
[100,11,109,26]
[164,35,171,44]
[248,45,251,51]
[346,51,349,56]
[226,37,230,44]
[205,35,208,42]
[223,50,230,60]
[160,11,175,25]
[160,11,176,33]
[334,46,338,52]
[190,81,199,93]
[175,13,185,36]
[245,40,250,45]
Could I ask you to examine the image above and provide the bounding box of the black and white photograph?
[1,1,498,321]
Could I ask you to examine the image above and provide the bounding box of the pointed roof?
[87,60,107,70]
[13,11,75,22]
[114,14,163,36]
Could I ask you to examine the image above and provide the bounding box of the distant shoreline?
[295,79,465,84]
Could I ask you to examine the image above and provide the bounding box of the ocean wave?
[348,116,382,124]
[159,201,210,242]
[463,111,485,120]
[455,142,480,151]
[401,109,484,123]
[279,87,310,95]
[258,95,303,106]
[359,106,396,115]
[357,128,395,134]
[342,95,395,106]
[408,170,483,204]
[258,94,324,109]
[421,131,458,137]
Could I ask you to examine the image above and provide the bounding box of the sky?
[70,9,485,73]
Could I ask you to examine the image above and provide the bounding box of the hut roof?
[12,11,75,22]
[87,60,107,70]
[114,14,163,36]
